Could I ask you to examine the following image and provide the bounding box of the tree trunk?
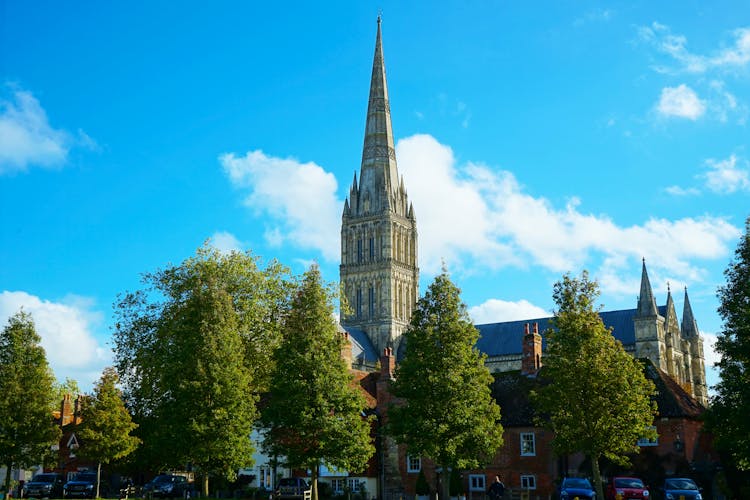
[311,465,319,500]
[3,462,12,494]
[96,462,102,499]
[202,474,209,497]
[591,455,604,500]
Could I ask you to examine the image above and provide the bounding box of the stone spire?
[359,15,400,208]
[636,258,659,317]
[682,287,700,338]
[340,17,419,357]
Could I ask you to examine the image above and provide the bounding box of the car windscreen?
[74,474,97,482]
[154,476,175,483]
[33,475,57,483]
[615,478,644,488]
[665,479,697,490]
[565,479,591,488]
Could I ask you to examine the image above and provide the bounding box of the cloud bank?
[0,291,111,389]
[222,134,740,299]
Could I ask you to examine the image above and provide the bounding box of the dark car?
[662,478,702,500]
[23,473,65,499]
[274,478,311,500]
[143,475,190,498]
[605,476,649,500]
[559,477,596,500]
[64,471,107,499]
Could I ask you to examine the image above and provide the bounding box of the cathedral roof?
[475,306,668,358]
[343,326,380,365]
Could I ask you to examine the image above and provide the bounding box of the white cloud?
[469,299,550,325]
[0,87,71,173]
[664,185,700,196]
[639,23,750,74]
[0,291,110,389]
[702,154,750,194]
[222,135,740,298]
[395,134,740,294]
[209,231,244,254]
[220,150,341,260]
[656,85,706,120]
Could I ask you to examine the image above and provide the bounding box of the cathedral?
[339,17,708,408]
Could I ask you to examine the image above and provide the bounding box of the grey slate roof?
[475,305,668,357]
[343,305,670,361]
[344,326,380,365]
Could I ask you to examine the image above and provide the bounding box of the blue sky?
[1,1,748,391]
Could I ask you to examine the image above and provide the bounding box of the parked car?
[64,471,108,499]
[605,476,649,500]
[559,477,596,500]
[143,475,190,498]
[661,478,702,500]
[274,478,311,500]
[23,473,65,499]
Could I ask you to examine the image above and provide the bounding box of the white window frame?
[468,475,486,492]
[637,426,659,447]
[258,466,272,490]
[520,475,536,490]
[520,432,536,456]
[331,479,345,494]
[347,478,363,492]
[407,455,421,473]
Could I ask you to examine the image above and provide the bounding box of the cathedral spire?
[636,258,659,317]
[359,16,399,203]
[682,287,700,338]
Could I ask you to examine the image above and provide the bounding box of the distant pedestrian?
[487,475,505,500]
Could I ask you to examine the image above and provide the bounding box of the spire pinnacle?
[682,287,699,338]
[636,259,659,317]
[358,16,399,202]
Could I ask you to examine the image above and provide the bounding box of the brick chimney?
[522,322,543,376]
[60,394,73,426]
[341,331,353,367]
[380,347,396,380]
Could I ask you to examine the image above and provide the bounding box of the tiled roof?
[489,359,703,428]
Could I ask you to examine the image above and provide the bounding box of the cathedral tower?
[340,17,419,355]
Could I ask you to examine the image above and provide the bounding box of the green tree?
[261,266,374,500]
[0,311,61,493]
[386,271,503,500]
[77,367,140,498]
[113,244,290,494]
[532,271,657,500]
[709,216,750,473]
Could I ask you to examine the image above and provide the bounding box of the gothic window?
[356,288,362,318]
[369,237,374,261]
[369,286,375,318]
[357,239,362,264]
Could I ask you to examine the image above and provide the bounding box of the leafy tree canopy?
[113,244,291,492]
[709,216,750,471]
[532,271,657,500]
[387,271,503,499]
[0,311,61,492]
[261,266,374,500]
